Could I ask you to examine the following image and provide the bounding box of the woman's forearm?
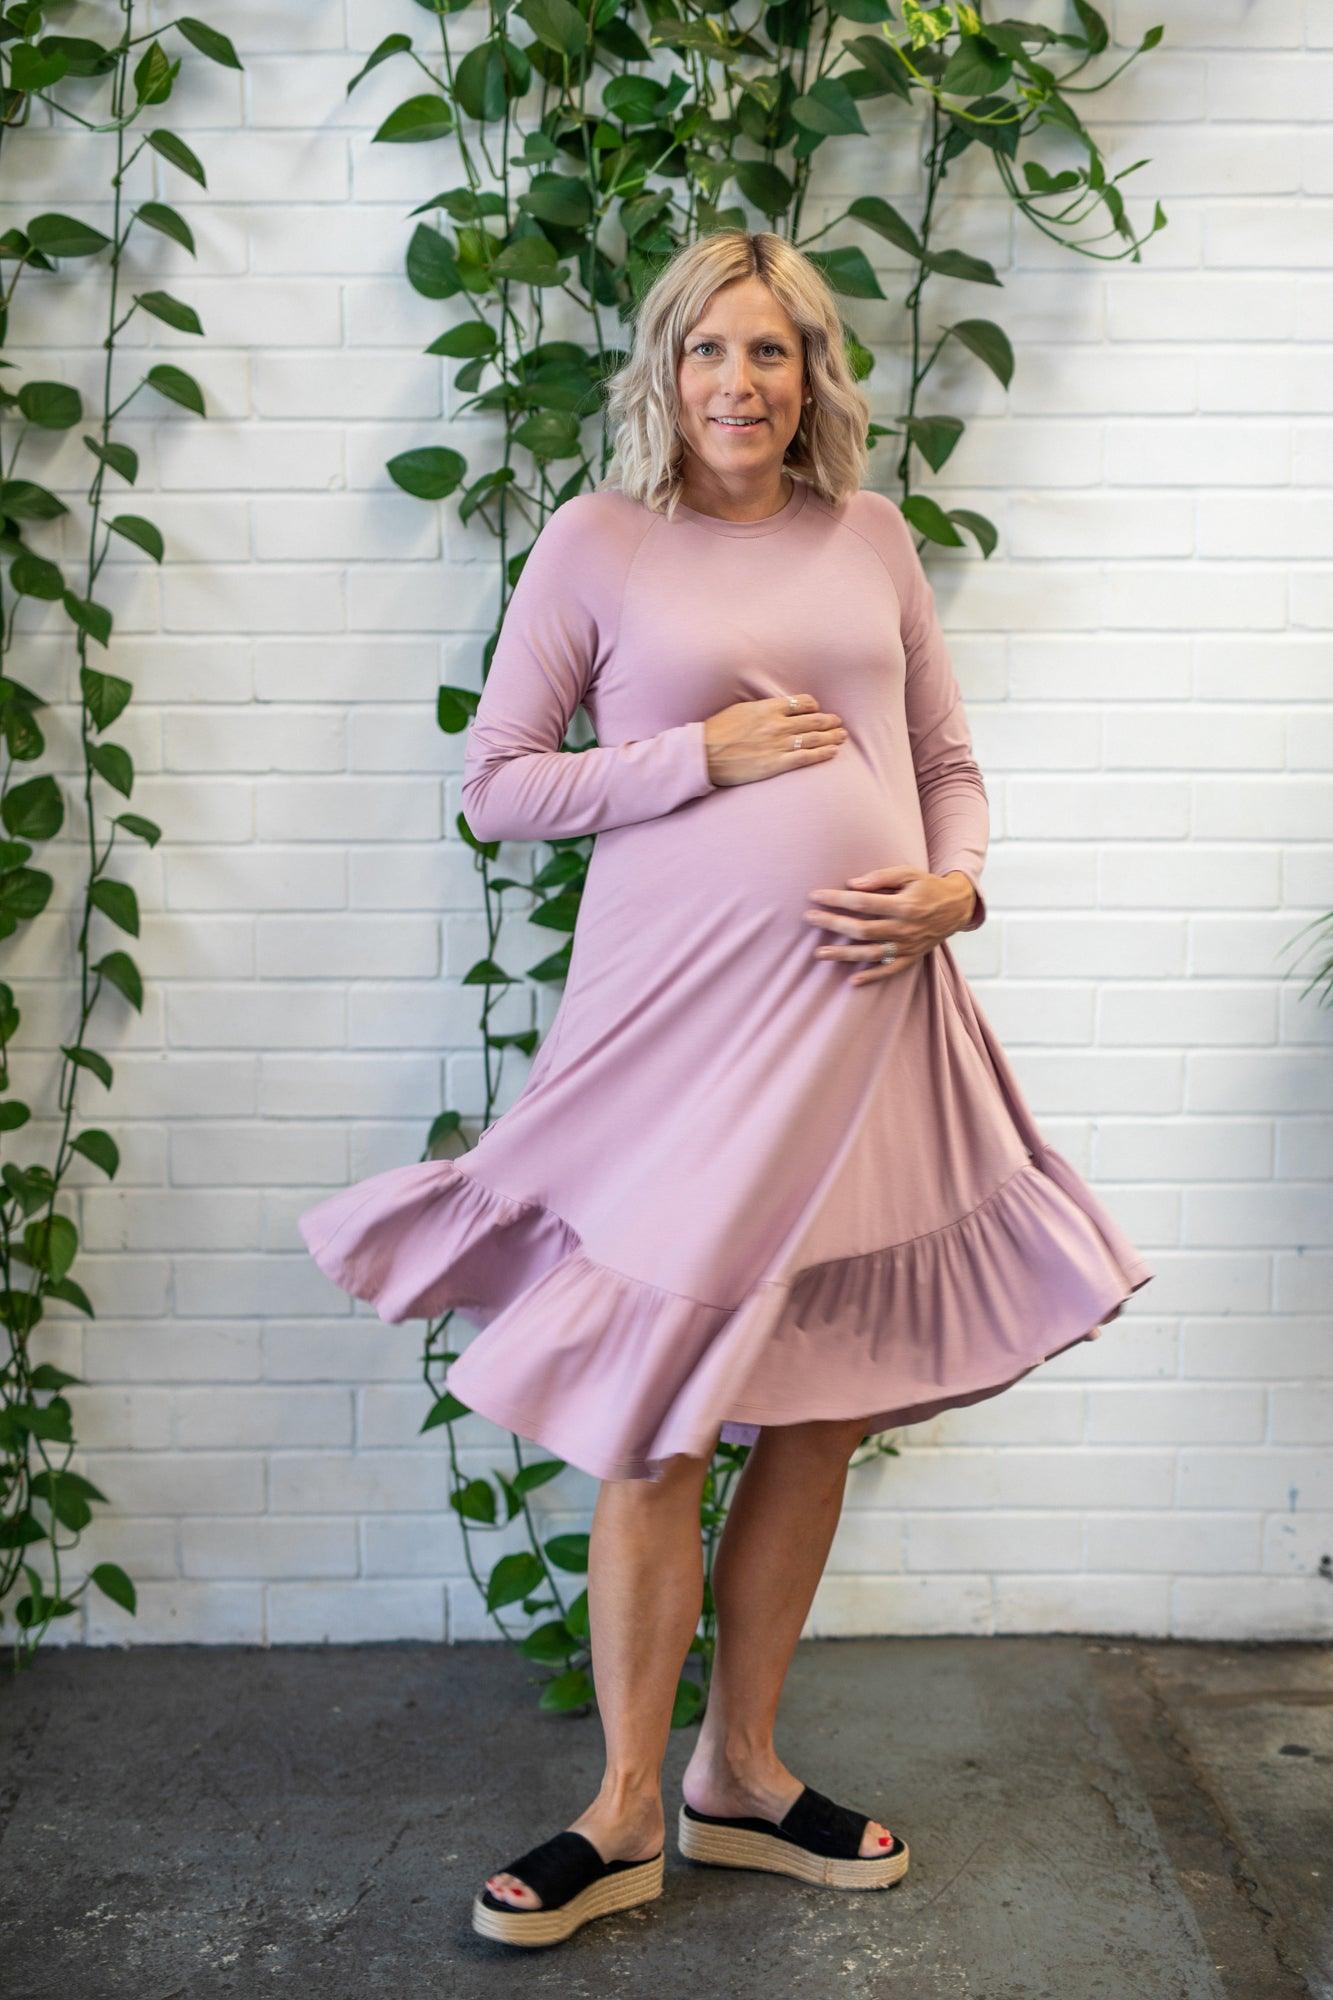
[461,716,714,843]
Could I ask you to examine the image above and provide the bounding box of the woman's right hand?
[702,693,847,788]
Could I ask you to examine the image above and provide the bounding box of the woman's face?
[675,276,807,492]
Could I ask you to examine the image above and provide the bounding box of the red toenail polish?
[879,1834,889,1845]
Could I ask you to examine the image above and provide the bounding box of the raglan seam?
[529,493,658,705]
[813,491,916,631]
[604,495,662,683]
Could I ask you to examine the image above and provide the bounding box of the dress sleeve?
[460,500,715,843]
[888,503,989,932]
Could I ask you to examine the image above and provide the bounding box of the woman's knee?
[600,1446,716,1504]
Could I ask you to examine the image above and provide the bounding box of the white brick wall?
[5,1,1330,1648]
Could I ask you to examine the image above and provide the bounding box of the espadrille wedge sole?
[677,1783,909,1891]
[471,1830,665,1948]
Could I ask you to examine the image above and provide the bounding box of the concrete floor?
[0,1637,1328,1999]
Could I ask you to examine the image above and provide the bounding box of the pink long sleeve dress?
[298,478,1154,1481]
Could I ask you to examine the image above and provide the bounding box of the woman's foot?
[484,1792,665,1908]
[680,1747,894,1858]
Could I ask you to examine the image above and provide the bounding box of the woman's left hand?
[803,865,977,987]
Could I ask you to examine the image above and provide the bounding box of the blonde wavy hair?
[598,230,872,518]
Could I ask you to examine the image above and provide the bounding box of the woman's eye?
[693,343,783,358]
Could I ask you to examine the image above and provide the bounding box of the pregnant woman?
[299,229,1153,1950]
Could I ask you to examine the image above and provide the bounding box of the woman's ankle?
[592,1770,664,1820]
[684,1732,782,1784]
[569,1787,664,1858]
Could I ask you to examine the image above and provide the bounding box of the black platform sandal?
[677,1784,909,1890]
[471,1830,665,1948]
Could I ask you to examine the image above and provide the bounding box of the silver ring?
[879,943,898,963]
[786,695,800,712]
[793,735,803,750]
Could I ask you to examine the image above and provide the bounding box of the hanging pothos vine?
[352,0,1165,1719]
[0,4,240,1671]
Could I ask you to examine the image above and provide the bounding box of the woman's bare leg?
[485,1445,716,1906]
[678,1416,896,1858]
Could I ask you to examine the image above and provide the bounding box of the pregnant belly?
[584,748,927,960]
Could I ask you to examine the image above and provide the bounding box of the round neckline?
[672,476,810,538]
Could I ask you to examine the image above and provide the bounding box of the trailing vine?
[0,4,239,1671]
[350,0,1165,1716]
